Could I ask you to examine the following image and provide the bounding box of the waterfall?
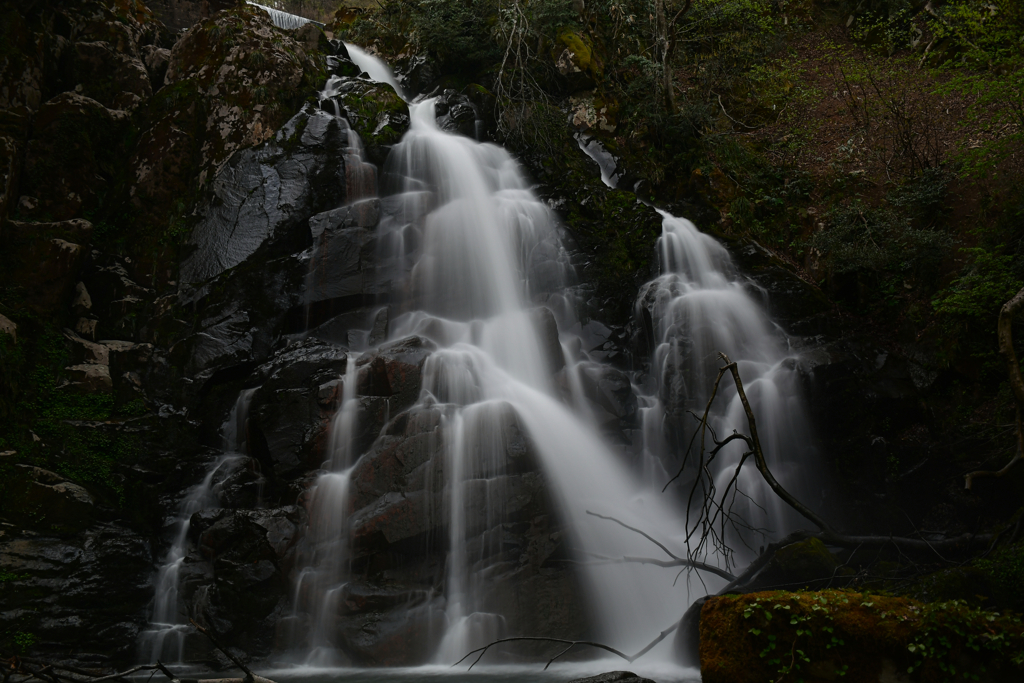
[635,213,816,548]
[278,40,817,668]
[287,96,734,663]
[139,389,256,663]
[344,43,406,99]
[290,356,361,666]
[247,2,322,30]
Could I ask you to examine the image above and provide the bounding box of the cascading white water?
[344,44,406,99]
[289,97,736,665]
[139,389,256,663]
[247,2,319,30]
[290,355,361,666]
[635,212,817,549]
[288,44,819,668]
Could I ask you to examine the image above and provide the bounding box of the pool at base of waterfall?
[130,663,699,683]
[262,664,698,683]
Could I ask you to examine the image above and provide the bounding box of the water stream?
[139,389,256,662]
[290,87,746,662]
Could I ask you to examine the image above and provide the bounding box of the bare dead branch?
[451,637,631,670]
[90,669,159,683]
[718,352,839,536]
[586,510,682,561]
[453,615,684,670]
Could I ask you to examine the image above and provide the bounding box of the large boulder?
[1,465,96,533]
[127,4,331,278]
[178,506,304,657]
[160,4,327,176]
[247,338,349,483]
[179,106,354,285]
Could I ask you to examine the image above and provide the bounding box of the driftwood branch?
[452,616,684,670]
[188,620,276,683]
[965,286,1024,490]
[452,637,630,670]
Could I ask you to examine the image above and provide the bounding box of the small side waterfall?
[139,389,256,663]
[635,213,816,550]
[247,2,321,30]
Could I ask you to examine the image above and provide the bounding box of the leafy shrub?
[932,249,1023,328]
[813,171,953,286]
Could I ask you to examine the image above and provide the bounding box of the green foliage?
[0,325,142,506]
[935,62,1024,177]
[974,542,1024,613]
[12,631,36,652]
[925,0,1024,65]
[0,570,29,583]
[736,591,1024,681]
[848,1,918,55]
[813,171,953,289]
[814,199,950,274]
[410,0,501,75]
[933,249,1023,325]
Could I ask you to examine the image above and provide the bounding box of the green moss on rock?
[701,590,1024,683]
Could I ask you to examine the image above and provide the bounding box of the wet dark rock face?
[179,106,353,285]
[0,524,153,659]
[179,506,304,658]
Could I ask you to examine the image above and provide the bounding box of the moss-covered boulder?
[157,4,328,174]
[701,590,1024,683]
[555,30,603,92]
[124,4,331,281]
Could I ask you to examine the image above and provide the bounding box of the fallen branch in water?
[452,619,684,671]
[1,659,161,683]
